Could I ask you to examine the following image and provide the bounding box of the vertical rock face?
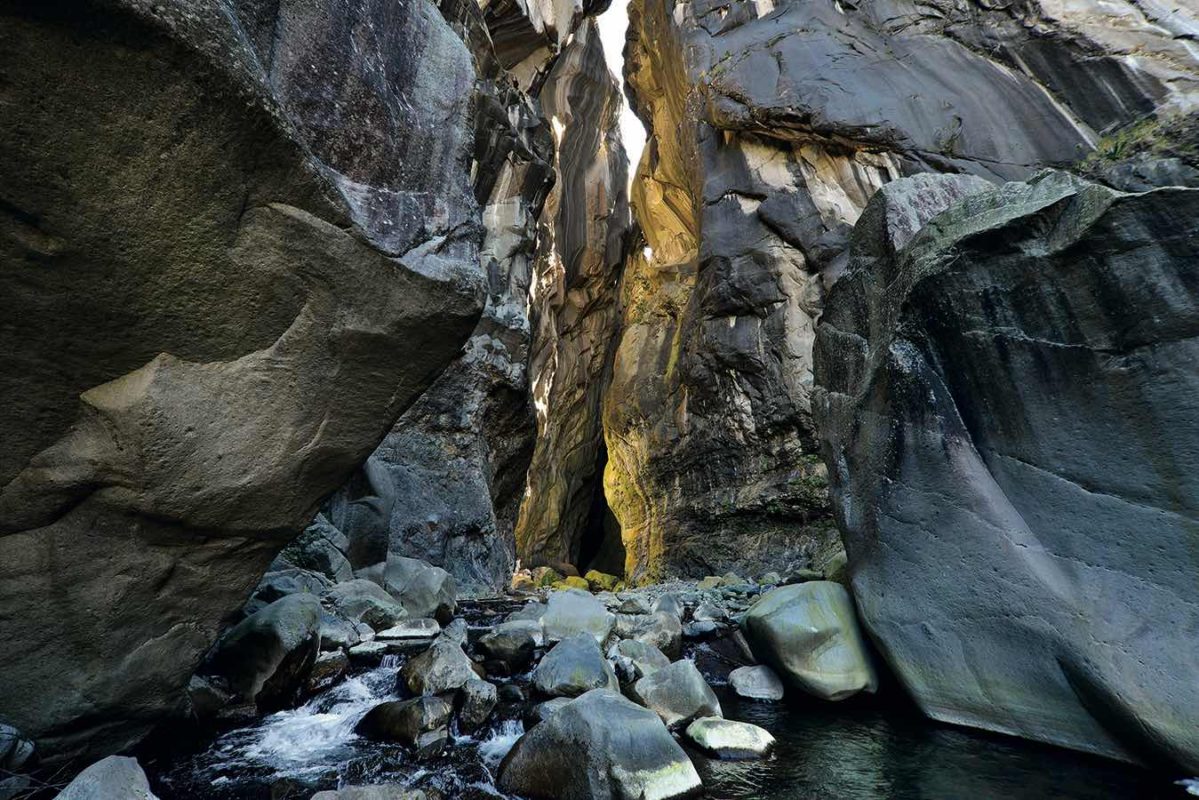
[0,0,578,761]
[516,20,631,571]
[607,0,1199,581]
[813,170,1199,768]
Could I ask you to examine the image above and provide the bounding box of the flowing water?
[143,612,1188,800]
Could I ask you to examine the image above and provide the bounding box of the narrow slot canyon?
[2,1,1199,799]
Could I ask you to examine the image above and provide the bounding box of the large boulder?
[0,0,487,762]
[477,621,540,675]
[202,594,322,710]
[540,589,615,644]
[323,580,408,632]
[813,170,1199,768]
[55,756,158,800]
[741,582,877,701]
[374,556,458,623]
[683,718,774,760]
[276,516,354,583]
[497,689,703,800]
[399,637,479,696]
[532,634,619,698]
[627,660,721,730]
[354,696,453,749]
[614,611,682,659]
[728,665,784,702]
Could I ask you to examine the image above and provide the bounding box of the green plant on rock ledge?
[1078,112,1199,174]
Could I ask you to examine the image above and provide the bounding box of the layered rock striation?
[814,170,1199,768]
[605,0,1199,580]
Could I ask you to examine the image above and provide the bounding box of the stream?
[141,603,1184,800]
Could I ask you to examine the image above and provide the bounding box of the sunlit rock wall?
[605,0,1199,581]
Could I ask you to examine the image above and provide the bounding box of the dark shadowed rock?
[0,0,488,762]
[399,637,480,696]
[497,689,703,800]
[323,580,408,632]
[532,634,619,698]
[458,678,498,733]
[354,696,453,748]
[478,621,539,675]
[202,594,322,711]
[814,170,1199,768]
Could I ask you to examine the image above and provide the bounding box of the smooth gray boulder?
[532,634,619,698]
[55,756,158,800]
[683,717,774,760]
[202,594,322,710]
[540,589,615,644]
[497,690,703,800]
[276,517,354,583]
[614,611,682,659]
[399,637,479,696]
[628,660,722,730]
[814,170,1199,768]
[728,665,784,702]
[323,580,408,632]
[607,639,671,684]
[741,582,877,702]
[362,556,457,623]
[354,696,452,748]
[375,619,441,642]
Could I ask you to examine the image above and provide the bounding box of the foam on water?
[478,719,524,770]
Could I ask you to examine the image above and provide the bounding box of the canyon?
[1,0,1198,797]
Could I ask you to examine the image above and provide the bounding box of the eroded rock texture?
[814,171,1199,768]
[516,20,631,572]
[0,0,510,761]
[606,0,1199,581]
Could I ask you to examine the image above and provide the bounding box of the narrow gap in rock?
[576,440,626,576]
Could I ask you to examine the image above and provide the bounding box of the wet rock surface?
[815,170,1199,768]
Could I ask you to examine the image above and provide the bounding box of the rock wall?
[515,20,631,572]
[813,170,1199,769]
[330,4,628,593]
[0,0,576,761]
[606,0,1199,581]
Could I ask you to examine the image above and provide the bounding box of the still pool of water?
[144,669,1183,800]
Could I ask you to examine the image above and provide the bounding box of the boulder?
[318,612,365,652]
[399,637,479,696]
[651,594,683,619]
[506,602,547,624]
[814,170,1199,767]
[0,725,33,799]
[584,570,621,592]
[324,580,408,632]
[615,611,682,659]
[607,639,671,683]
[375,619,441,642]
[541,589,615,644]
[617,595,652,615]
[532,634,619,698]
[554,576,591,591]
[250,569,334,608]
[203,594,322,710]
[741,582,876,701]
[0,0,487,761]
[458,678,498,733]
[56,756,158,800]
[497,690,703,800]
[373,556,458,623]
[528,697,574,725]
[278,517,354,582]
[628,660,722,730]
[306,651,350,696]
[728,666,784,702]
[354,696,452,752]
[683,718,774,760]
[477,621,540,675]
[347,641,391,666]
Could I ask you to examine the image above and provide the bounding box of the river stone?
[56,756,158,800]
[311,789,428,800]
[608,639,671,683]
[354,696,453,749]
[0,725,33,774]
[250,569,334,608]
[202,594,322,710]
[377,556,458,623]
[684,717,775,760]
[541,589,615,644]
[399,638,480,696]
[347,641,391,666]
[615,611,682,659]
[318,612,363,652]
[477,621,540,675]
[528,697,575,725]
[497,689,703,800]
[628,660,722,731]
[458,678,498,733]
[306,651,349,696]
[277,517,354,583]
[506,601,547,624]
[617,595,653,615]
[814,170,1199,768]
[324,580,408,632]
[651,594,684,619]
[532,634,619,698]
[741,582,877,702]
[728,666,784,702]
[376,619,441,641]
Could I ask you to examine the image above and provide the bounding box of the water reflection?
[694,690,1177,800]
